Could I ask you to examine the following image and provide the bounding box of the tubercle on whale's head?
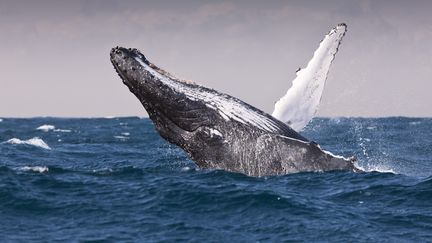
[110,47,151,93]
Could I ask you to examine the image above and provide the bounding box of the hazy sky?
[1,0,431,117]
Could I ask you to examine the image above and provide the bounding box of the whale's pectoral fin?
[272,23,347,131]
[255,133,355,176]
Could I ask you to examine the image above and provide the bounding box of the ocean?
[0,117,431,242]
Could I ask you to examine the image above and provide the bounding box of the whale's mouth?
[110,49,128,86]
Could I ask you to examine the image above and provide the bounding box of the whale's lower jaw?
[110,47,357,177]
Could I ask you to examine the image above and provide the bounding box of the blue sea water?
[0,117,431,242]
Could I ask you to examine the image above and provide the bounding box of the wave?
[19,166,49,173]
[36,124,71,133]
[4,137,51,150]
[36,124,55,132]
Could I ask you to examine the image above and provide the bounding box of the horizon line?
[1,115,431,119]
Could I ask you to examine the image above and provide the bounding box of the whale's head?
[111,46,214,126]
[110,46,245,164]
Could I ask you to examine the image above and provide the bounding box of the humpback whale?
[110,46,356,177]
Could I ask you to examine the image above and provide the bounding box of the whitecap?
[181,166,191,172]
[5,137,51,150]
[0,118,3,122]
[92,168,113,174]
[19,166,49,173]
[121,132,130,136]
[36,124,55,132]
[54,129,71,133]
[181,166,199,172]
[114,135,128,140]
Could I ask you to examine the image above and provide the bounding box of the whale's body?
[110,47,356,177]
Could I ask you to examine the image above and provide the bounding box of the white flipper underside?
[272,24,347,131]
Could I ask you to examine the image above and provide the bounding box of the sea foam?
[114,135,129,140]
[5,137,51,150]
[55,129,72,133]
[355,164,397,174]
